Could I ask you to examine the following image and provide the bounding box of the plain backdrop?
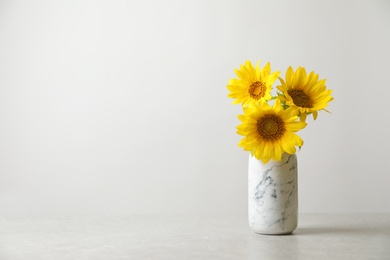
[0,0,389,216]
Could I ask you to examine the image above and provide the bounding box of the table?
[0,214,389,259]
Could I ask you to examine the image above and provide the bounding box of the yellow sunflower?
[227,60,280,107]
[277,66,333,122]
[236,99,307,164]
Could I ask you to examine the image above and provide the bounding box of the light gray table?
[0,214,389,260]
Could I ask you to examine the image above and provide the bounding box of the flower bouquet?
[227,60,333,234]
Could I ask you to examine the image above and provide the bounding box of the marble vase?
[248,153,298,235]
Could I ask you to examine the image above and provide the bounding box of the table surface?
[0,214,389,260]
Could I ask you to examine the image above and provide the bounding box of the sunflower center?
[288,90,313,108]
[257,115,285,141]
[249,81,266,100]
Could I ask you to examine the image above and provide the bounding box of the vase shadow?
[295,225,389,236]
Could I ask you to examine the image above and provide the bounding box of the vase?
[248,152,298,235]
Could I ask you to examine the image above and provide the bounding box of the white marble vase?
[248,153,298,235]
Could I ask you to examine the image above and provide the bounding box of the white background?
[0,0,389,216]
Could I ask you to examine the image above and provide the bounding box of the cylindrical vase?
[248,153,298,235]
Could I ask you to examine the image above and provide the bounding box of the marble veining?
[248,153,298,235]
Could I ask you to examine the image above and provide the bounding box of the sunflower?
[277,66,333,122]
[227,60,280,107]
[236,99,307,164]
